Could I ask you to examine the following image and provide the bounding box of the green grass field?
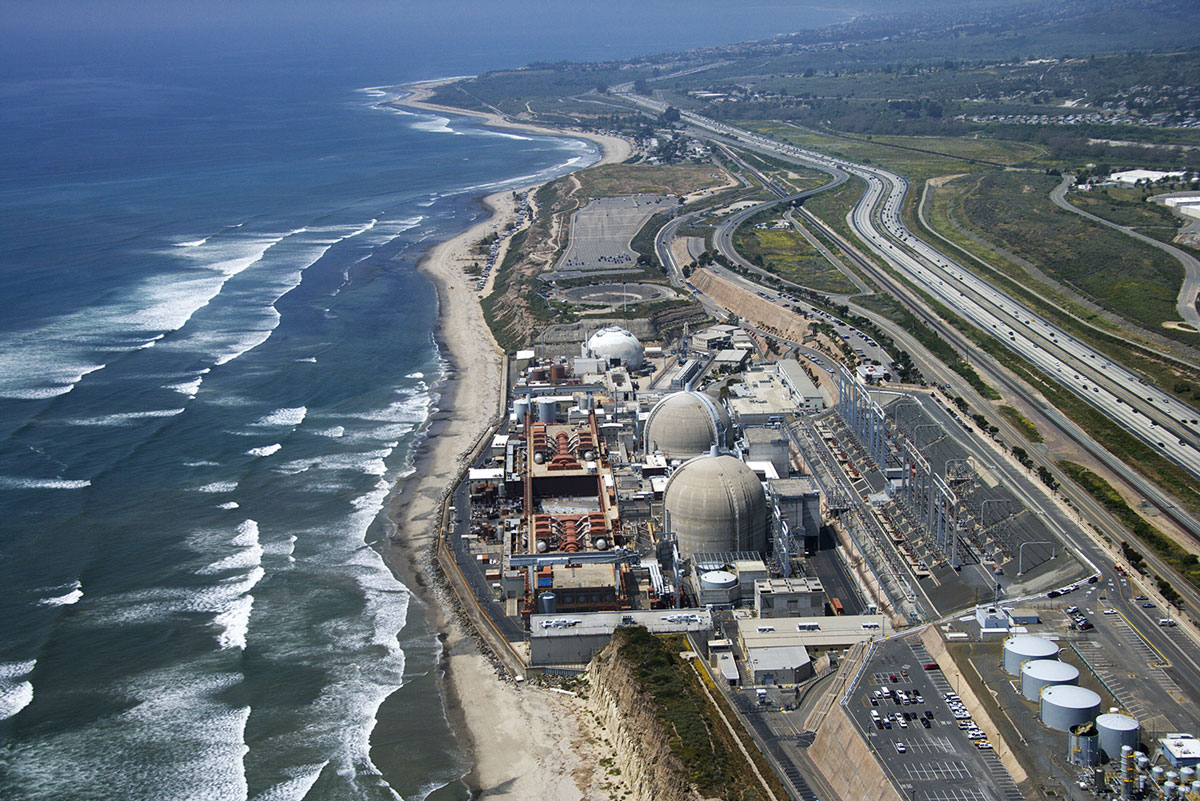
[733,224,858,294]
[739,121,1046,182]
[956,172,1191,338]
[575,163,729,202]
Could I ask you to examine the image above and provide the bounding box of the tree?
[662,106,681,123]
[633,78,650,95]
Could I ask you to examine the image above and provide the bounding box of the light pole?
[1018,540,1056,576]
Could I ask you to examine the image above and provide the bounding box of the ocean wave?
[165,375,205,397]
[217,501,240,510]
[0,660,35,721]
[250,761,330,801]
[213,594,254,650]
[410,115,462,135]
[196,481,238,493]
[0,476,91,490]
[199,520,263,576]
[0,229,297,401]
[251,406,307,427]
[246,443,282,458]
[63,408,185,427]
[314,426,344,438]
[38,580,83,607]
[295,356,317,363]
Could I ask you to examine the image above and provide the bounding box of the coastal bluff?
[586,637,717,801]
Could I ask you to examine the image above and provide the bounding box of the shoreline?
[372,80,631,799]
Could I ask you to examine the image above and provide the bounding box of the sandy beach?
[374,80,631,799]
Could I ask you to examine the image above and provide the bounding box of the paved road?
[1049,176,1200,330]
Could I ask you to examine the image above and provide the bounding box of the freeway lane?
[1050,176,1200,331]
[861,172,1200,468]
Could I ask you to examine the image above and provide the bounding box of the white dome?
[644,390,730,459]
[664,454,767,559]
[587,326,643,369]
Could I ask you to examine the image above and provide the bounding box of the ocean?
[0,4,853,799]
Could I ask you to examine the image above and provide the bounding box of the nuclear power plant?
[443,322,1199,801]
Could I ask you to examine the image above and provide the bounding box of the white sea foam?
[166,376,204,397]
[246,443,282,457]
[175,237,209,248]
[38,580,83,607]
[250,761,330,801]
[197,481,238,493]
[0,229,295,400]
[295,356,317,363]
[217,501,240,510]
[199,520,263,576]
[405,371,424,379]
[314,426,345,438]
[213,594,254,650]
[410,115,462,135]
[251,407,307,427]
[0,476,91,490]
[183,460,221,467]
[64,408,185,427]
[0,660,36,721]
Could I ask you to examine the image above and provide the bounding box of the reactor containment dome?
[586,326,643,369]
[1040,685,1101,731]
[664,454,767,559]
[1003,634,1059,675]
[644,390,731,459]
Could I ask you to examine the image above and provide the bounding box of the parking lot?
[549,195,671,277]
[847,637,1024,801]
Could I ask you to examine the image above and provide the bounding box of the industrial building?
[753,577,825,618]
[735,614,889,659]
[528,608,712,666]
[727,361,824,426]
[745,644,813,686]
[584,325,644,369]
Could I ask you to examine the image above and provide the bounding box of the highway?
[617,91,1200,527]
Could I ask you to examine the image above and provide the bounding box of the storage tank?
[549,363,566,384]
[536,398,557,424]
[1003,634,1059,675]
[698,569,739,605]
[1096,713,1140,761]
[537,592,556,615]
[1069,721,1101,767]
[513,397,531,423]
[1040,685,1101,731]
[1021,659,1079,700]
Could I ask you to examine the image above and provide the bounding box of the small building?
[712,348,752,371]
[716,652,740,686]
[1006,607,1041,626]
[976,605,1011,634]
[529,608,712,666]
[768,477,822,546]
[746,644,812,686]
[736,614,890,659]
[855,364,889,384]
[1160,735,1200,768]
[754,577,825,618]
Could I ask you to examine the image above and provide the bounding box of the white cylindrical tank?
[536,398,557,424]
[513,398,531,423]
[1096,713,1140,761]
[1190,780,1200,797]
[1180,767,1196,784]
[1021,659,1079,700]
[700,570,738,590]
[1003,634,1059,675]
[1040,685,1101,731]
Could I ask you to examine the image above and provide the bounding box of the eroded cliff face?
[585,641,711,801]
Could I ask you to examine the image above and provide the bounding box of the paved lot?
[554,195,672,272]
[846,637,1024,801]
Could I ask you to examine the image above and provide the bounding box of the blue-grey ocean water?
[0,5,851,800]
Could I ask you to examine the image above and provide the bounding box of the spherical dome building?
[664,454,767,559]
[644,390,731,459]
[1003,634,1059,675]
[1040,685,1101,731]
[1021,659,1079,701]
[586,326,643,369]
